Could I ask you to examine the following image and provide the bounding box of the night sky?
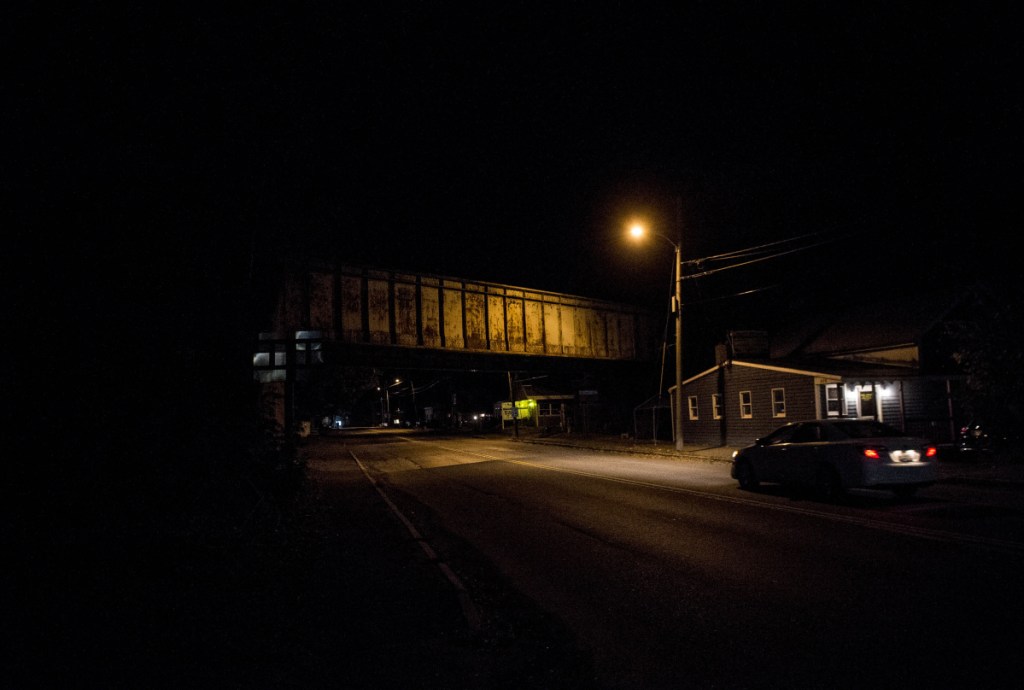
[18,4,1021,378]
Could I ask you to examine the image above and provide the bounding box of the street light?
[629,211,684,451]
[389,378,417,427]
[385,378,404,426]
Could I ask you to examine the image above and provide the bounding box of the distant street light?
[389,377,418,427]
[628,202,684,451]
[385,378,405,425]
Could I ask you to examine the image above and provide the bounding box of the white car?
[731,419,939,499]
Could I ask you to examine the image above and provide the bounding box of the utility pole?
[674,195,684,451]
[507,371,519,439]
[410,379,417,427]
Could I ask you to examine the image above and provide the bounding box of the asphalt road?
[354,433,1024,689]
[10,434,592,689]
[10,431,1023,689]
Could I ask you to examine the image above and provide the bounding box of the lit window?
[712,394,722,420]
[688,396,699,420]
[771,388,786,418]
[739,391,753,419]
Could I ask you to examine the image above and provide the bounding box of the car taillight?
[862,447,882,460]
[925,445,938,457]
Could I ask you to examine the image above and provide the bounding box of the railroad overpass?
[253,263,661,434]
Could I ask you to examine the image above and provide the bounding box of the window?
[294,340,323,366]
[739,391,753,419]
[763,423,799,445]
[687,396,699,420]
[771,388,786,418]
[538,402,558,416]
[826,384,841,416]
[791,423,821,443]
[712,394,722,420]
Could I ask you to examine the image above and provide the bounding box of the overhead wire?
[682,232,849,281]
[676,230,856,308]
[681,283,781,306]
[654,229,854,373]
[683,230,845,266]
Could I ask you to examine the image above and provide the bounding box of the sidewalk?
[511,430,1024,489]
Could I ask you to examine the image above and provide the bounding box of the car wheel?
[814,465,844,500]
[892,485,918,499]
[735,460,760,491]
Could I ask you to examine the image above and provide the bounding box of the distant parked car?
[958,419,1019,455]
[731,419,939,499]
[958,420,991,453]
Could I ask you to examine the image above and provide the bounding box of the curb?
[514,436,1024,489]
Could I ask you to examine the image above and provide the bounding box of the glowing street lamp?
[629,213,684,451]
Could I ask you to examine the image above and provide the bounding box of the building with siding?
[676,289,974,447]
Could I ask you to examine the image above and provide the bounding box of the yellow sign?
[501,402,515,420]
[501,400,535,421]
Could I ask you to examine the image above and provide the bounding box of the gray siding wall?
[900,378,963,442]
[679,365,966,447]
[721,366,819,446]
[680,372,723,445]
[880,394,903,429]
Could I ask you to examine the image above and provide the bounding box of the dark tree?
[945,278,1024,440]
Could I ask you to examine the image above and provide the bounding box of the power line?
[684,242,814,280]
[682,232,851,281]
[683,230,852,267]
[676,230,864,310]
[681,283,781,306]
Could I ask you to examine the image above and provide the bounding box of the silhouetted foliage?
[944,279,1024,433]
